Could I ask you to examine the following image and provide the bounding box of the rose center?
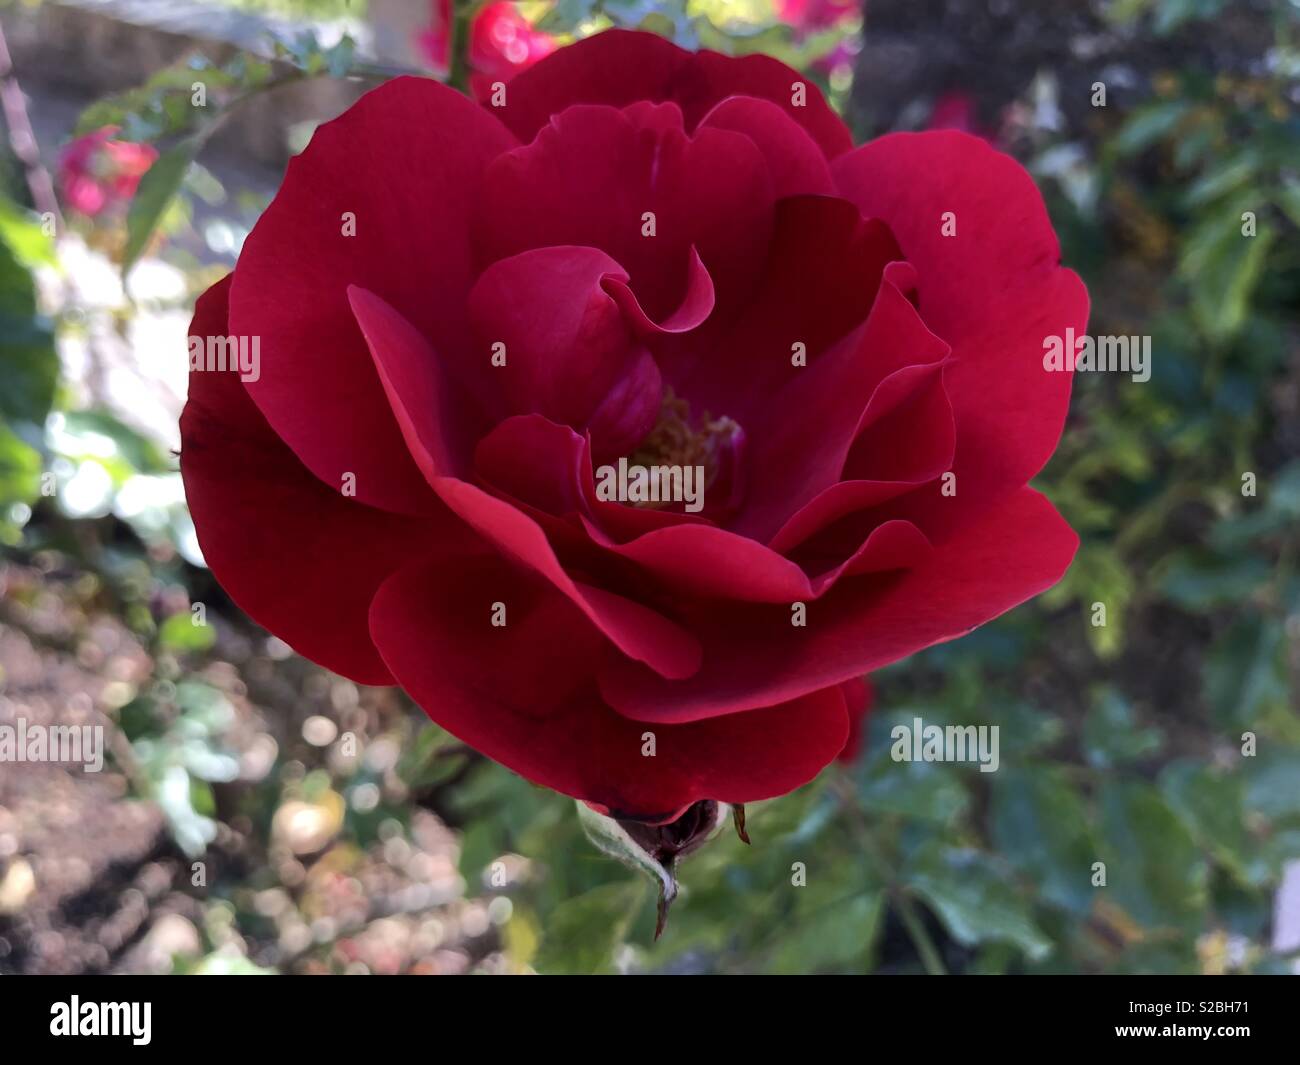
[623,388,745,514]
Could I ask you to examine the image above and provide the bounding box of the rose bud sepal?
[576,799,733,939]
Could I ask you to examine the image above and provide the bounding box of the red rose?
[180,30,1085,822]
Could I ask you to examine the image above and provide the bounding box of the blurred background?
[0,0,1296,975]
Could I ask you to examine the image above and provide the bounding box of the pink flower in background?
[419,0,555,87]
[58,126,157,218]
[776,0,859,31]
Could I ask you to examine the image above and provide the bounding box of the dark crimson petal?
[476,103,772,321]
[466,246,673,458]
[578,495,713,544]
[473,414,588,518]
[496,28,851,161]
[657,196,901,431]
[349,286,483,481]
[584,348,665,466]
[432,474,703,679]
[801,519,933,598]
[597,524,817,602]
[765,317,957,558]
[369,550,850,815]
[837,676,873,764]
[833,131,1090,516]
[727,275,951,543]
[697,96,835,198]
[841,363,956,484]
[599,487,1079,722]
[468,417,620,592]
[179,277,459,684]
[587,516,930,604]
[468,245,630,423]
[769,478,945,556]
[230,76,518,515]
[603,246,715,337]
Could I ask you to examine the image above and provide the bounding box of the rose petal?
[833,131,1090,518]
[656,195,902,430]
[698,96,835,198]
[602,245,716,337]
[727,274,951,543]
[230,76,517,515]
[476,103,772,320]
[587,516,930,604]
[433,475,703,680]
[468,246,644,425]
[349,285,483,481]
[179,277,460,684]
[837,675,873,764]
[600,487,1079,721]
[498,28,851,161]
[369,550,850,816]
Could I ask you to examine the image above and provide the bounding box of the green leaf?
[1112,100,1191,156]
[158,611,216,653]
[1159,760,1260,886]
[1082,689,1162,768]
[859,757,969,823]
[0,421,41,498]
[0,198,56,268]
[1157,551,1272,609]
[60,410,172,474]
[455,818,502,888]
[537,0,599,32]
[324,36,357,79]
[0,216,58,437]
[1153,0,1228,34]
[1203,616,1289,731]
[1063,545,1132,657]
[1276,178,1300,231]
[1103,0,1152,27]
[904,846,1053,961]
[856,711,971,822]
[398,723,468,791]
[1210,461,1300,552]
[1180,213,1275,342]
[1098,779,1208,930]
[1182,151,1258,208]
[534,881,645,974]
[75,61,220,139]
[991,766,1096,915]
[122,138,201,277]
[1243,748,1300,823]
[984,700,1066,757]
[764,891,884,973]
